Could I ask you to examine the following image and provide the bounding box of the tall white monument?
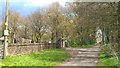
[96,27,102,44]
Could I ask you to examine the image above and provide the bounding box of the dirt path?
[57,44,101,67]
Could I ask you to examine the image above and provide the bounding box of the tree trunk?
[51,32,54,48]
[12,33,15,43]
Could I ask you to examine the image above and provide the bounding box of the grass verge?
[1,49,69,67]
[71,44,95,48]
[98,52,118,67]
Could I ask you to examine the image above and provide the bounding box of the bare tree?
[9,10,21,43]
[29,9,45,43]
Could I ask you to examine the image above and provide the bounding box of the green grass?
[1,49,69,67]
[71,44,95,48]
[98,52,118,66]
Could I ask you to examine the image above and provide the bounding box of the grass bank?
[97,43,119,68]
[1,49,69,67]
[98,52,118,66]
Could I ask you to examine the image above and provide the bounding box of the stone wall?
[0,44,3,58]
[8,43,54,56]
